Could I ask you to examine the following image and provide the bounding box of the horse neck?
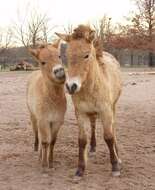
[82,59,101,94]
[43,75,64,99]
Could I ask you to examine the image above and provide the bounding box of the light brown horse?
[56,25,122,177]
[27,45,66,168]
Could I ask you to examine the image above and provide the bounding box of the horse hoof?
[118,158,122,164]
[112,171,121,177]
[89,147,96,153]
[75,169,84,177]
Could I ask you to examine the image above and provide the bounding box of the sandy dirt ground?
[0,70,155,190]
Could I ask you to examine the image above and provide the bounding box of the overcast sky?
[0,0,136,28]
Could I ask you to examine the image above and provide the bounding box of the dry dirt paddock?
[0,69,155,190]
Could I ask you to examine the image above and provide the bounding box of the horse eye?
[84,54,89,59]
[41,62,46,65]
[59,55,61,59]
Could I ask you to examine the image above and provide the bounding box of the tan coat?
[27,45,66,168]
[56,25,122,177]
[27,70,66,125]
[72,51,122,115]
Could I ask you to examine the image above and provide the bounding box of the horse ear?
[55,33,71,42]
[89,30,96,41]
[52,39,60,48]
[28,48,40,58]
[85,30,96,42]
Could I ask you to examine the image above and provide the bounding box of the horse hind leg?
[101,110,121,177]
[30,114,39,151]
[88,114,97,153]
[112,104,121,162]
[47,122,61,168]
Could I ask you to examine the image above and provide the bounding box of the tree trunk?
[130,50,134,67]
[148,51,154,67]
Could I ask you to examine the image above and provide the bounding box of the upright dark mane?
[72,25,103,60]
[72,25,93,39]
[93,37,103,59]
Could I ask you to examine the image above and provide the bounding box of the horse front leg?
[38,120,50,167]
[88,114,97,153]
[75,113,88,177]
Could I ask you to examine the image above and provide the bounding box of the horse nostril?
[54,69,58,75]
[54,67,64,73]
[71,83,77,92]
[59,68,64,72]
[66,83,77,94]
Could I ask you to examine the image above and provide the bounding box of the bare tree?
[63,23,73,34]
[131,0,155,66]
[0,27,13,69]
[92,15,113,50]
[0,28,13,52]
[14,9,55,47]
